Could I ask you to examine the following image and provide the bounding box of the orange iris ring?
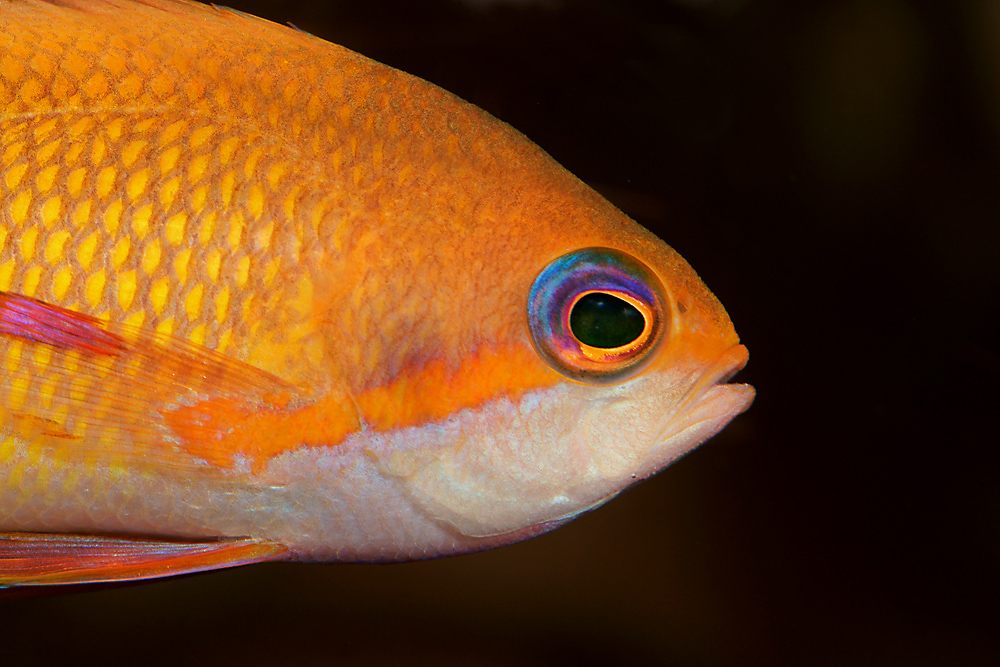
[566,289,658,364]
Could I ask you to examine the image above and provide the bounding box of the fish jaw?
[327,344,755,550]
[631,343,754,481]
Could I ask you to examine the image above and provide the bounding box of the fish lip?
[652,343,754,446]
[675,343,750,408]
[701,343,750,391]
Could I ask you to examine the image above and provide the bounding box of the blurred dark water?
[3,0,998,664]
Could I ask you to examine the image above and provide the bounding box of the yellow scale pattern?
[0,2,351,509]
[0,111,296,345]
[0,0,397,376]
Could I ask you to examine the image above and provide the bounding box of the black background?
[3,0,998,664]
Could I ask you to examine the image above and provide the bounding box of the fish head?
[314,110,755,544]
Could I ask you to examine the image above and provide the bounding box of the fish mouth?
[690,343,752,400]
[650,343,754,459]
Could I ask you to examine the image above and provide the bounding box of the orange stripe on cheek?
[164,321,731,475]
[162,344,559,472]
[354,343,559,431]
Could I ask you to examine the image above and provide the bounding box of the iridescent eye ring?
[527,247,668,384]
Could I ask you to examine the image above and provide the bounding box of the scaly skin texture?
[0,0,753,566]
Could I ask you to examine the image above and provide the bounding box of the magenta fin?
[0,532,288,586]
[0,292,125,356]
[0,290,300,476]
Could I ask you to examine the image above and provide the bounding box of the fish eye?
[527,248,668,384]
[569,292,645,349]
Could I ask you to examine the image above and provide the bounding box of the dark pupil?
[569,292,645,349]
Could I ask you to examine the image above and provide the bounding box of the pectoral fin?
[0,532,288,586]
[0,290,316,474]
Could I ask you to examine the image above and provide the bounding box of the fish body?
[0,0,753,584]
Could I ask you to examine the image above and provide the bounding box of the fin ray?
[0,531,288,586]
[0,291,305,475]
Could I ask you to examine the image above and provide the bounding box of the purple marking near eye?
[526,248,667,385]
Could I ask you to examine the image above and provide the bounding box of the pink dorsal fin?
[0,532,288,586]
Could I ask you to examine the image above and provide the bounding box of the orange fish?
[0,0,754,586]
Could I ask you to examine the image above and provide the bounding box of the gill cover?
[527,248,668,384]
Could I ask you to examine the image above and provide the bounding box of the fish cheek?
[369,385,602,538]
